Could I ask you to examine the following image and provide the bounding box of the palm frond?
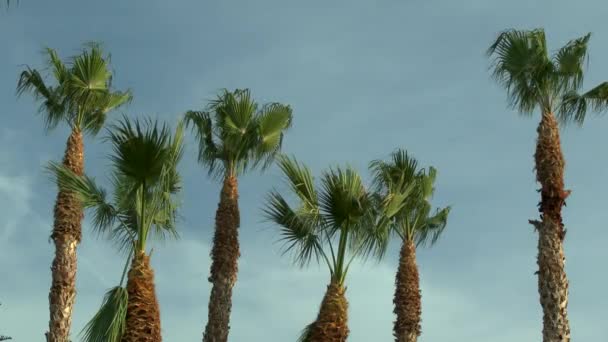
[82,90,133,135]
[16,68,67,131]
[319,166,368,231]
[79,286,128,342]
[184,110,221,177]
[46,161,117,236]
[416,206,451,247]
[487,28,554,114]
[553,33,591,92]
[263,191,323,268]
[106,115,172,188]
[252,103,293,169]
[68,45,111,103]
[559,82,608,124]
[276,155,319,212]
[45,48,70,86]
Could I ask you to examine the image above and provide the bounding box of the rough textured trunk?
[531,112,571,342]
[203,175,240,342]
[305,280,349,342]
[393,240,421,342]
[121,250,162,342]
[46,129,84,342]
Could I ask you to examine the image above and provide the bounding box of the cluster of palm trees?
[12,27,608,342]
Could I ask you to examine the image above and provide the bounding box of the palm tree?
[264,156,411,342]
[184,88,292,342]
[17,44,131,342]
[369,150,450,342]
[48,116,184,342]
[487,29,608,342]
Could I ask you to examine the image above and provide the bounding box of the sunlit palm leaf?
[253,103,293,169]
[79,286,128,342]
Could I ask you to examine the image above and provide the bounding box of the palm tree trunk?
[306,280,349,342]
[203,175,240,342]
[393,240,421,342]
[46,129,84,342]
[532,112,571,342]
[121,250,162,342]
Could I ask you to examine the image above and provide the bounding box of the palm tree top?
[264,155,409,284]
[184,88,292,179]
[48,116,184,254]
[487,28,608,125]
[17,44,132,135]
[370,149,450,247]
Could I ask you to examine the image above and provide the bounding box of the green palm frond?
[79,286,128,342]
[553,33,591,92]
[276,155,319,212]
[487,28,554,114]
[559,82,608,124]
[253,103,293,169]
[17,67,67,131]
[106,116,172,188]
[82,90,133,135]
[416,206,450,248]
[185,88,292,178]
[46,162,117,236]
[263,191,324,268]
[318,166,368,230]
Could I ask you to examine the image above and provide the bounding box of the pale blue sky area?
[1,0,608,341]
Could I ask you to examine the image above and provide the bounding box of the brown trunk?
[531,112,571,342]
[46,129,84,342]
[203,175,240,342]
[393,240,421,342]
[121,250,162,342]
[306,280,349,342]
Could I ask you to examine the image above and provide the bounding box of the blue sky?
[1,0,608,341]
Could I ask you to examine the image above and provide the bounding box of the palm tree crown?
[184,88,292,178]
[17,44,132,134]
[369,149,450,245]
[264,155,409,284]
[487,29,608,123]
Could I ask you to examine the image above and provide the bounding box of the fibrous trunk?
[203,175,240,342]
[393,240,421,342]
[46,129,84,342]
[305,280,349,342]
[532,112,571,342]
[121,250,162,342]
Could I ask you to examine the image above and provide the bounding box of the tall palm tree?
[264,156,411,342]
[184,88,292,342]
[48,116,184,342]
[17,44,131,342]
[369,150,450,342]
[487,29,608,342]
